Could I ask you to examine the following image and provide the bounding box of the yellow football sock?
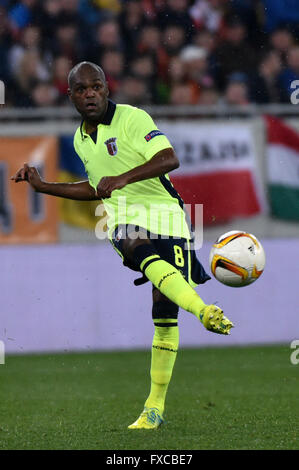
[141,256,206,319]
[145,319,179,414]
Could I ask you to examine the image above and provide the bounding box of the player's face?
[69,70,109,122]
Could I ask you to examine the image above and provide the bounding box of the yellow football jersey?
[73,100,191,239]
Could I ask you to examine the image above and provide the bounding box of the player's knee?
[152,299,179,321]
[123,237,158,270]
[123,237,145,259]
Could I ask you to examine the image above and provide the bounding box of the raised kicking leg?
[121,234,233,336]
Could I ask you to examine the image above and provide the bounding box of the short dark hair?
[68,62,106,88]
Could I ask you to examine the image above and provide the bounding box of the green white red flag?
[265,116,299,221]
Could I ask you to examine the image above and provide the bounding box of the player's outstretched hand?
[96,175,128,199]
[11,163,43,191]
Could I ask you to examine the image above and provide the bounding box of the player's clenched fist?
[96,175,128,199]
[11,163,43,191]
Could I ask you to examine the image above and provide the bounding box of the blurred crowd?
[1,0,299,108]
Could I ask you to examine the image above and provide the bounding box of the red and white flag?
[159,121,263,225]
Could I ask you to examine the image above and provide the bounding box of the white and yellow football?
[209,230,266,287]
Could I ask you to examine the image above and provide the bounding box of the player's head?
[67,61,109,122]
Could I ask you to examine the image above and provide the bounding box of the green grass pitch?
[0,345,298,450]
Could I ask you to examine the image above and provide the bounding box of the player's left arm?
[97,148,179,199]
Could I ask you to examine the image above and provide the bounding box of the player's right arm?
[11,163,99,201]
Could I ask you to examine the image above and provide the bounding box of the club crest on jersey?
[104,137,118,156]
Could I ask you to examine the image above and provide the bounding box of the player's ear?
[105,82,109,97]
[67,88,73,103]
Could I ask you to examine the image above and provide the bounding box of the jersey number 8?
[174,245,184,267]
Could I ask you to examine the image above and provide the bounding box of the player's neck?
[84,120,99,135]
[83,102,109,135]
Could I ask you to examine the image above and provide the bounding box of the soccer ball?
[209,230,265,287]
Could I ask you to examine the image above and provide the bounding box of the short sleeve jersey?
[73,100,191,239]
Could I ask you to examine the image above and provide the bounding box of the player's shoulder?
[116,103,151,121]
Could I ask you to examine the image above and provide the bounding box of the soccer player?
[12,62,233,429]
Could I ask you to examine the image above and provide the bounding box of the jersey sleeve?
[126,107,173,161]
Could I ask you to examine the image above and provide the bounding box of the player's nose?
[85,86,96,98]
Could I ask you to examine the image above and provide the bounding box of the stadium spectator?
[31,80,58,107]
[61,0,80,14]
[33,0,63,40]
[158,24,187,79]
[9,0,39,35]
[180,45,214,102]
[129,53,157,101]
[279,46,299,102]
[163,24,187,56]
[137,23,161,56]
[114,75,152,105]
[129,54,155,81]
[167,55,185,83]
[192,29,217,55]
[12,49,50,106]
[8,24,43,77]
[189,0,225,33]
[198,85,220,105]
[1,0,298,107]
[17,48,49,84]
[92,0,121,15]
[141,0,165,19]
[156,55,185,104]
[119,0,147,59]
[227,0,262,46]
[249,50,283,103]
[54,0,91,54]
[52,55,73,104]
[212,16,256,90]
[261,0,299,33]
[97,19,121,49]
[49,20,85,64]
[77,0,103,26]
[157,0,195,42]
[269,27,295,64]
[88,19,123,63]
[169,82,195,105]
[100,49,124,96]
[192,29,218,81]
[222,73,250,106]
[0,5,13,82]
[180,45,209,76]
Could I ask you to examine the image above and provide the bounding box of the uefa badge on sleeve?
[104,137,118,156]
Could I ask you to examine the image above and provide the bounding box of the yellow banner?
[58,170,108,232]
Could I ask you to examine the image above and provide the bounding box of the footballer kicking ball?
[209,230,265,287]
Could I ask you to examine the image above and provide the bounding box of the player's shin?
[145,319,179,414]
